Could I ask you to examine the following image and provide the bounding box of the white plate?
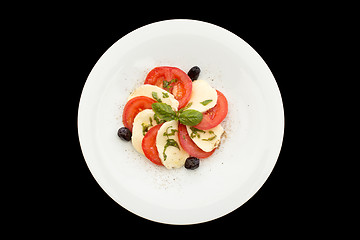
[78,19,284,225]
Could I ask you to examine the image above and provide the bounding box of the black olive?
[187,66,201,81]
[185,157,200,170]
[117,127,132,141]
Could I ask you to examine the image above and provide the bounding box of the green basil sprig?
[151,102,176,121]
[200,99,213,106]
[151,102,203,126]
[163,139,180,161]
[151,92,162,102]
[178,109,203,126]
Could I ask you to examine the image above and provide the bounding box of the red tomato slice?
[122,96,156,132]
[178,123,215,159]
[193,90,228,130]
[142,123,163,165]
[144,66,192,109]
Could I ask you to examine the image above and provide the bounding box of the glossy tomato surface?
[122,96,156,132]
[178,123,215,158]
[193,90,228,130]
[142,123,163,165]
[144,66,192,109]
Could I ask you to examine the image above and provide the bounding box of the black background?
[15,4,340,236]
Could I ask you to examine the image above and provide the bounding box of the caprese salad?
[118,66,228,170]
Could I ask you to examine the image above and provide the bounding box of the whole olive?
[187,66,201,81]
[117,127,132,141]
[185,157,200,170]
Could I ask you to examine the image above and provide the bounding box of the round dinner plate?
[78,19,284,224]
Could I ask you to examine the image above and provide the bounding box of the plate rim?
[78,19,285,225]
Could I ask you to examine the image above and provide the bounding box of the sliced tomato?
[144,66,192,109]
[178,123,215,159]
[193,90,228,130]
[122,96,156,132]
[142,123,163,165]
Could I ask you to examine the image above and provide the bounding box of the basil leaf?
[151,102,176,121]
[178,102,192,114]
[178,109,203,126]
[202,135,216,141]
[162,92,169,98]
[152,92,162,102]
[141,117,153,136]
[163,79,177,90]
[200,99,213,106]
[163,139,180,161]
[153,113,165,124]
[163,126,178,137]
[189,126,206,138]
[165,139,180,149]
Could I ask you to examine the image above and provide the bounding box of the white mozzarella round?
[128,84,179,111]
[186,124,224,152]
[187,80,217,112]
[131,109,158,155]
[156,120,189,169]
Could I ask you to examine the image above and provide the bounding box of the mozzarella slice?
[156,121,189,169]
[187,80,217,112]
[131,109,158,155]
[186,124,224,152]
[128,84,179,111]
